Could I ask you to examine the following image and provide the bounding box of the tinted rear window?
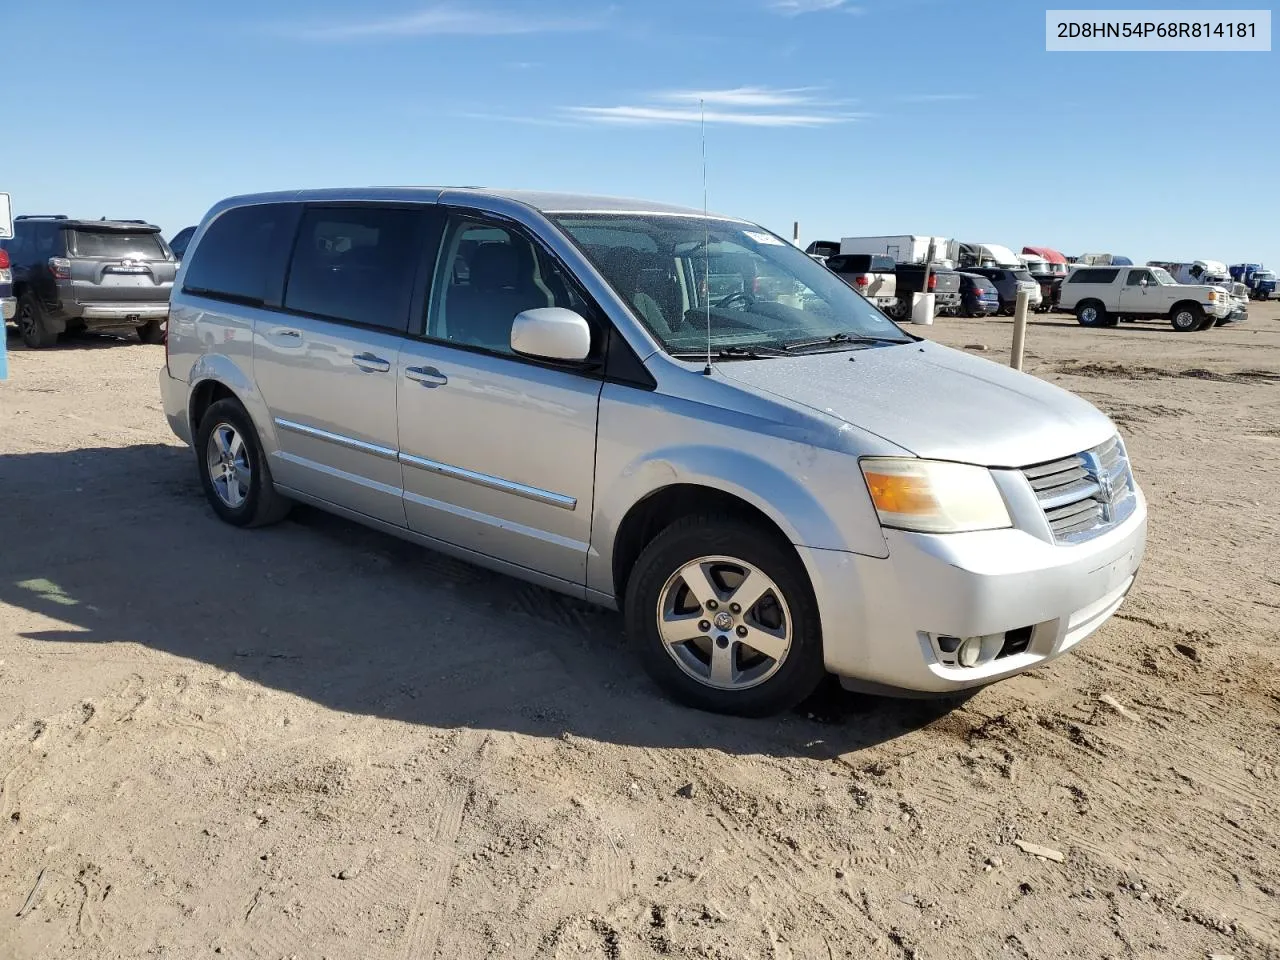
[283,206,423,332]
[1069,268,1120,284]
[70,230,166,259]
[183,204,294,305]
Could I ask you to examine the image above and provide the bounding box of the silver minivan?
[159,188,1147,716]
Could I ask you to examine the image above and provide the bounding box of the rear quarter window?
[183,203,297,306]
[1069,268,1119,284]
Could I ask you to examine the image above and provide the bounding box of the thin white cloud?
[567,105,865,127]
[661,86,821,107]
[568,85,863,127]
[768,0,863,15]
[283,4,603,41]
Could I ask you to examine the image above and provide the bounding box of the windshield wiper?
[779,333,906,352]
[671,345,787,360]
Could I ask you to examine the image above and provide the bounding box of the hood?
[717,342,1116,467]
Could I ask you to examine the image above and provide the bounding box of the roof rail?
[15,214,69,221]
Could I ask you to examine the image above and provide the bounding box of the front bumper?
[801,489,1147,694]
[1,297,15,321]
[159,367,192,445]
[65,302,170,322]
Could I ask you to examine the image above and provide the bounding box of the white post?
[1011,289,1030,370]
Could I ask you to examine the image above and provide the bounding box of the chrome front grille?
[1022,436,1136,544]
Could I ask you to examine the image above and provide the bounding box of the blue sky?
[3,1,1275,266]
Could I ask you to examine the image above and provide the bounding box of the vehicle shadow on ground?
[0,443,966,760]
[4,327,145,351]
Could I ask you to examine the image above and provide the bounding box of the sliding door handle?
[352,353,391,373]
[406,366,448,387]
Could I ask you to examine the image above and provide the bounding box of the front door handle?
[406,366,448,387]
[270,327,302,340]
[352,353,391,373]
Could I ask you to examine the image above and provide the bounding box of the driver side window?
[1126,270,1151,286]
[427,216,589,356]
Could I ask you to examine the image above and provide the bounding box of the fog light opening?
[958,636,983,668]
[936,636,962,654]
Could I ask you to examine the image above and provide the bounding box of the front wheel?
[1170,304,1205,332]
[624,515,826,717]
[195,398,292,528]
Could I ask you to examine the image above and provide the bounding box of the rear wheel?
[1170,304,1204,332]
[137,318,167,344]
[624,515,826,717]
[195,398,291,528]
[16,294,58,348]
[1076,301,1108,327]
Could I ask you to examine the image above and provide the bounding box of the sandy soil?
[0,304,1277,960]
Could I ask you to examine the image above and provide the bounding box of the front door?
[396,212,603,586]
[254,204,431,527]
[1117,268,1156,315]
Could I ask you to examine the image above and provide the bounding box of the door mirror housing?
[1139,276,1149,288]
[510,307,592,363]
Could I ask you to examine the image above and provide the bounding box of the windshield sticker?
[743,231,785,246]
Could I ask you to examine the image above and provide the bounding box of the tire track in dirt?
[397,728,488,960]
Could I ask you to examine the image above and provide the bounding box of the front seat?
[448,242,546,352]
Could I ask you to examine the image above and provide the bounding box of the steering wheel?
[714,290,755,310]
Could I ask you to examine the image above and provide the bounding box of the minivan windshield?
[550,213,912,356]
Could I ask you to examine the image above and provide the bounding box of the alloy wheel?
[656,556,792,691]
[206,422,251,509]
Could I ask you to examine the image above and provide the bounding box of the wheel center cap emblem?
[713,611,734,631]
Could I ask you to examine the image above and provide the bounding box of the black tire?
[1169,303,1204,332]
[624,514,826,717]
[1076,301,1108,327]
[195,398,291,528]
[137,318,167,344]
[16,293,58,348]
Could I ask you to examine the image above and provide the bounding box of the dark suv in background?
[1,215,176,347]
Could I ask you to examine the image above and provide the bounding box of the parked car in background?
[1247,268,1275,300]
[839,236,961,316]
[958,272,1000,317]
[160,187,1146,715]
[894,262,962,316]
[1019,255,1065,314]
[824,253,900,316]
[962,266,1042,314]
[952,242,1023,269]
[0,247,14,325]
[1022,247,1070,278]
[804,240,840,259]
[2,215,175,347]
[169,226,196,261]
[1077,253,1133,266]
[1058,264,1234,331]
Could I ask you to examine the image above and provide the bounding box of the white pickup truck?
[1057,264,1238,332]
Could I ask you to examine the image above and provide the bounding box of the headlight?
[860,459,1012,534]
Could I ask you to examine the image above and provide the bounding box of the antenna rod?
[702,98,712,376]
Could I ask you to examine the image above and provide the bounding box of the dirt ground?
[1,304,1277,960]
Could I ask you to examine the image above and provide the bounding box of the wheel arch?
[1169,298,1204,315]
[596,443,888,602]
[183,353,279,455]
[611,484,800,605]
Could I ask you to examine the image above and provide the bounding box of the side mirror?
[1139,277,1148,288]
[510,307,592,362]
